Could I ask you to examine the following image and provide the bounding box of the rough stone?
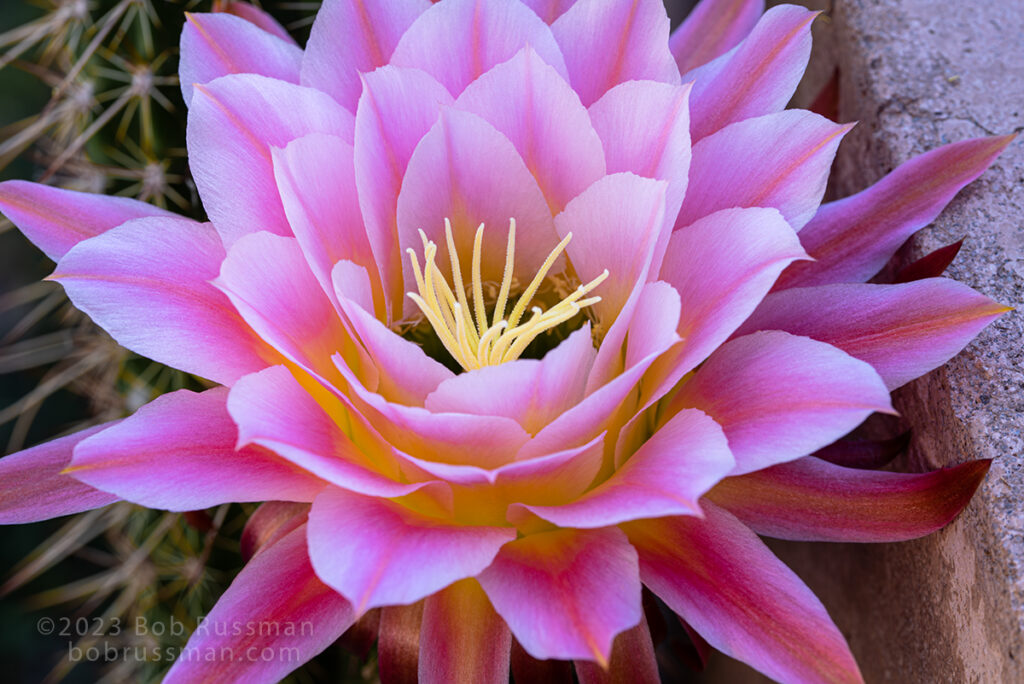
[699,1,1024,681]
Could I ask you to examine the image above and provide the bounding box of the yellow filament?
[406,219,608,371]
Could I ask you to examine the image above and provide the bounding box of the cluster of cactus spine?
[0,3,368,682]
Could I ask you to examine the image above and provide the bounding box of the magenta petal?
[419,579,511,684]
[736,279,1009,390]
[669,0,763,74]
[588,80,691,237]
[187,74,355,247]
[518,408,732,528]
[165,524,354,684]
[398,108,559,286]
[215,232,351,383]
[677,110,852,231]
[556,172,667,329]
[521,0,577,23]
[354,66,453,317]
[273,133,381,314]
[659,207,807,377]
[390,0,568,97]
[179,12,301,104]
[52,217,269,385]
[0,181,173,262]
[302,0,430,111]
[424,325,595,433]
[477,527,642,664]
[686,5,816,141]
[0,424,119,523]
[709,456,991,542]
[70,388,324,510]
[215,1,297,44]
[551,0,679,107]
[777,134,1015,288]
[671,331,893,475]
[228,365,431,497]
[624,505,863,684]
[308,487,515,612]
[454,46,606,214]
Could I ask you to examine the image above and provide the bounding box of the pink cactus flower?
[0,0,1012,682]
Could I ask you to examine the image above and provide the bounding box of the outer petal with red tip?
[0,424,119,523]
[708,456,991,542]
[777,135,1015,288]
[736,279,1010,390]
[624,504,864,684]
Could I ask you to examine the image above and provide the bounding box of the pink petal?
[179,12,301,104]
[736,279,1010,390]
[0,180,173,261]
[165,524,354,684]
[521,0,577,23]
[622,280,682,370]
[419,579,511,684]
[214,1,298,44]
[0,424,119,523]
[556,172,667,330]
[588,80,692,238]
[709,456,991,542]
[659,207,807,378]
[516,408,732,528]
[301,0,430,111]
[330,266,455,405]
[677,110,852,232]
[272,133,381,314]
[240,501,309,561]
[574,611,659,684]
[686,5,817,141]
[390,0,568,97]
[228,365,434,497]
[776,134,1015,288]
[354,66,453,318]
[454,46,606,214]
[332,357,531,468]
[669,331,893,475]
[187,74,355,247]
[551,0,679,107]
[398,108,559,288]
[477,527,642,664]
[424,325,595,433]
[378,604,424,681]
[624,504,863,684]
[669,0,764,74]
[214,232,352,383]
[518,340,673,461]
[51,217,270,385]
[69,388,324,510]
[308,487,515,612]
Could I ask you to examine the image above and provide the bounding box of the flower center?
[405,219,607,372]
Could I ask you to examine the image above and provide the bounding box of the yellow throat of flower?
[406,219,608,372]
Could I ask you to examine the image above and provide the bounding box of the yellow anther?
[406,219,606,371]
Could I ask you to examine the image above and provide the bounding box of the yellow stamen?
[406,219,607,371]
